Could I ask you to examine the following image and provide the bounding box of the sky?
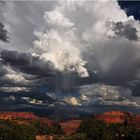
[0,0,140,119]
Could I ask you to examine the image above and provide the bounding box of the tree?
[50,122,64,135]
[31,120,50,135]
[77,118,113,140]
[0,120,36,140]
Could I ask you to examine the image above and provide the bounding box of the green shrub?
[0,120,36,140]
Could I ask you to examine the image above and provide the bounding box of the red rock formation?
[0,112,53,126]
[0,110,140,135]
[0,112,38,120]
[96,111,133,124]
[60,120,81,135]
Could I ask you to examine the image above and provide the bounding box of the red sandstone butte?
[96,111,133,124]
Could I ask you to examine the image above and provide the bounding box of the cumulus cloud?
[33,9,89,78]
[31,0,140,86]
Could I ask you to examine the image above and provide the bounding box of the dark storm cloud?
[0,48,140,94]
[0,50,56,77]
[0,0,140,117]
[112,21,138,41]
[0,52,48,87]
[128,80,140,97]
[0,1,140,92]
[0,50,80,92]
[0,22,9,42]
[84,41,140,86]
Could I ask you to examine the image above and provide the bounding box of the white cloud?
[44,10,74,28]
[77,84,140,107]
[33,5,89,77]
[64,96,81,106]
[21,97,43,105]
[0,87,30,93]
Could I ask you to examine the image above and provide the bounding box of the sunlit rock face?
[0,112,53,126]
[96,111,132,124]
[96,111,140,128]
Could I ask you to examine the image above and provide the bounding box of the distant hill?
[0,112,53,126]
[0,110,140,135]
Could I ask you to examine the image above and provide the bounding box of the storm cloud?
[0,0,140,115]
[0,22,9,42]
[110,21,139,41]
